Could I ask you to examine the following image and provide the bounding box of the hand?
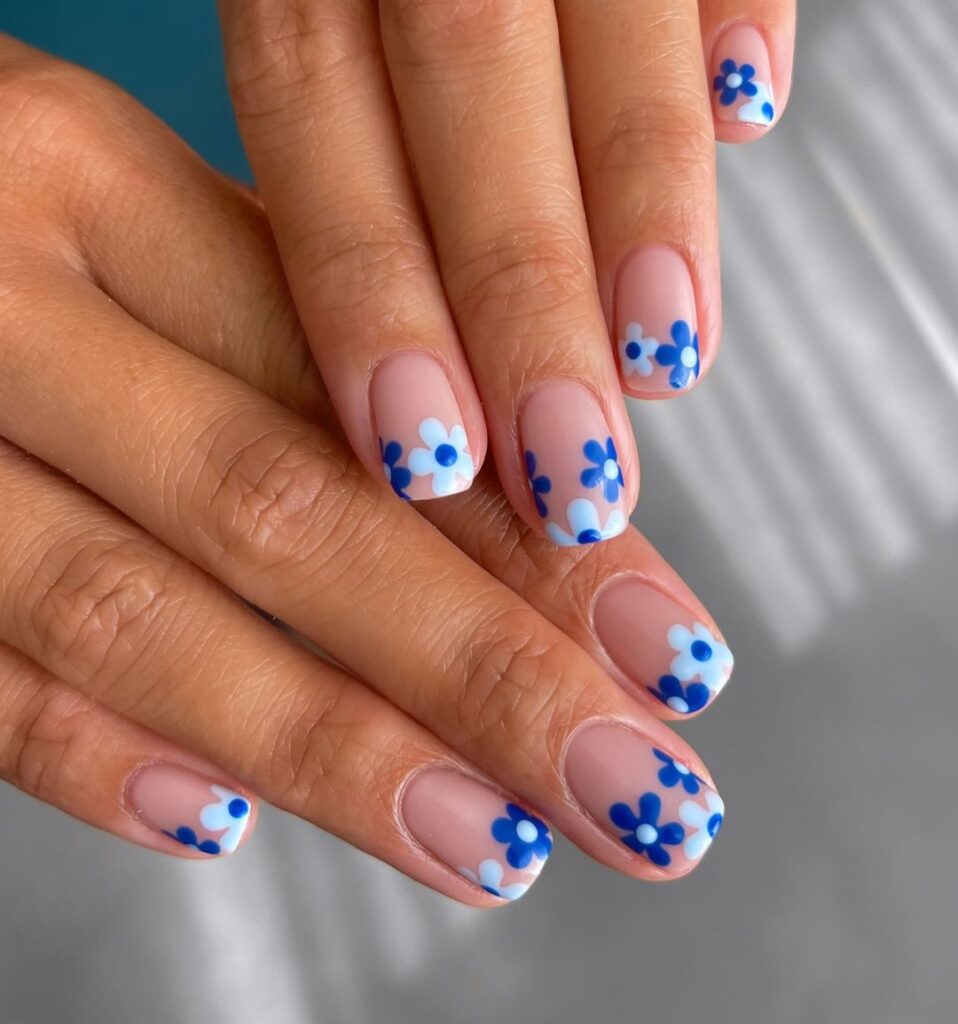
[0,38,733,903]
[216,0,795,547]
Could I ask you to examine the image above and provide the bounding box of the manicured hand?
[216,0,795,547]
[0,39,733,903]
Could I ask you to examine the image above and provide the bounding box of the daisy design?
[458,859,530,902]
[653,748,702,795]
[667,622,734,694]
[379,438,412,500]
[524,450,552,518]
[679,790,725,861]
[198,785,251,854]
[546,498,627,548]
[408,418,475,497]
[654,320,700,390]
[619,322,659,378]
[737,80,775,125]
[491,804,553,869]
[609,792,684,867]
[713,59,759,106]
[647,674,712,716]
[580,437,624,503]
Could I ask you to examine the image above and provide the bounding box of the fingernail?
[593,576,733,715]
[565,724,725,876]
[129,764,254,857]
[371,353,476,501]
[520,382,630,548]
[615,246,700,397]
[710,23,776,128]
[402,769,552,902]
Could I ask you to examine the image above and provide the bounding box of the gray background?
[1,0,957,1021]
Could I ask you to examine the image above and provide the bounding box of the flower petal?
[609,801,640,831]
[583,439,606,465]
[408,447,435,477]
[418,417,448,449]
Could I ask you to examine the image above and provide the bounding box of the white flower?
[199,785,251,853]
[667,622,733,694]
[546,498,627,547]
[679,790,725,861]
[458,858,529,901]
[619,322,660,378]
[408,418,475,497]
[737,80,775,125]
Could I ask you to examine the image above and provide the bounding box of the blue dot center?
[229,798,250,819]
[625,340,641,360]
[691,639,712,662]
[435,443,458,467]
[577,529,602,544]
[708,813,723,837]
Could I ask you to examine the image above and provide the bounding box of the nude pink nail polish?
[565,724,724,876]
[711,23,776,129]
[520,382,630,548]
[615,247,700,398]
[593,576,733,715]
[130,764,254,856]
[371,353,476,502]
[402,769,551,902]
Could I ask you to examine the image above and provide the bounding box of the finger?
[0,641,259,859]
[0,270,725,880]
[23,85,731,721]
[699,0,797,141]
[555,0,719,400]
[217,0,486,502]
[0,443,551,904]
[379,0,639,545]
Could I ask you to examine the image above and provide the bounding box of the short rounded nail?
[129,764,255,857]
[371,353,476,502]
[593,576,733,715]
[564,723,724,877]
[711,23,776,129]
[615,246,700,398]
[402,769,552,902]
[519,381,630,548]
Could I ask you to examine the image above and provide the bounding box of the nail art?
[130,764,253,856]
[402,769,551,902]
[593,577,734,714]
[615,247,700,397]
[564,724,724,875]
[520,382,629,548]
[711,24,776,127]
[371,353,476,501]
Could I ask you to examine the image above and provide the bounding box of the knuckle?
[27,532,180,683]
[389,0,531,52]
[448,230,594,329]
[199,414,384,582]
[6,684,96,801]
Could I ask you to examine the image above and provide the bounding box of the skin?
[216,0,796,533]
[0,36,743,904]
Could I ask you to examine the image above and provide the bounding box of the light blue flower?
[654,320,700,390]
[408,418,475,497]
[380,438,412,500]
[653,748,702,795]
[679,790,725,861]
[545,498,627,547]
[199,785,251,854]
[619,322,660,378]
[609,792,685,867]
[524,450,552,518]
[668,622,734,694]
[581,437,624,503]
[491,804,553,869]
[458,858,529,901]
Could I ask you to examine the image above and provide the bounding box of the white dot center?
[680,347,698,368]
[602,458,619,480]
[726,72,743,89]
[516,820,538,843]
[636,824,658,845]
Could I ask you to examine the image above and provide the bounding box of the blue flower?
[380,438,412,500]
[524,451,552,518]
[491,803,553,869]
[164,826,221,856]
[653,749,702,795]
[647,674,711,716]
[580,437,624,503]
[713,59,759,106]
[609,793,685,867]
[654,320,700,390]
